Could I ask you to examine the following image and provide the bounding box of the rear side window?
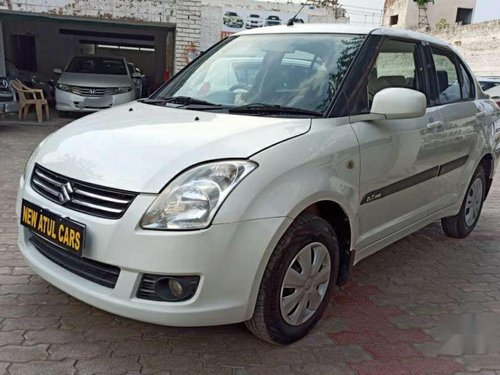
[431,48,461,104]
[459,63,475,100]
[368,39,425,107]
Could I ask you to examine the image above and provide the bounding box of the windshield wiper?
[140,96,222,107]
[229,103,323,117]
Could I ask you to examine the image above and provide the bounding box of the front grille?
[31,164,138,220]
[70,86,116,97]
[29,233,120,288]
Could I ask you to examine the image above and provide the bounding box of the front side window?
[66,57,128,75]
[368,39,425,107]
[152,33,366,115]
[431,48,461,104]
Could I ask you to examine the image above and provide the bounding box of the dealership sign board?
[221,7,309,39]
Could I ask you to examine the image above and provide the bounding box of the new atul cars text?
[17,24,500,344]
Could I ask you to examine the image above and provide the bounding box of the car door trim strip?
[361,155,469,205]
[437,155,469,177]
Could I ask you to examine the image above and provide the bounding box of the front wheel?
[442,164,486,238]
[245,214,339,344]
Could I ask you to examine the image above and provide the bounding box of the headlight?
[115,86,133,94]
[56,83,71,92]
[141,160,257,230]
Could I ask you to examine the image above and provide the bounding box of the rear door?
[427,46,481,208]
[349,38,444,252]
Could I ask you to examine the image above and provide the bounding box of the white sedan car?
[54,56,139,115]
[17,24,500,344]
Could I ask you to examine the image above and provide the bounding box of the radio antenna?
[287,1,310,26]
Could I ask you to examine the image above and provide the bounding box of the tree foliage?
[309,0,339,8]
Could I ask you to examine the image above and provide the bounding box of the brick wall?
[428,20,500,76]
[0,0,201,72]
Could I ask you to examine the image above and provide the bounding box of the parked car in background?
[54,56,138,115]
[6,61,55,103]
[477,76,500,92]
[265,15,282,26]
[223,11,244,28]
[288,17,305,24]
[127,62,147,98]
[485,85,500,106]
[17,25,499,345]
[0,77,18,113]
[246,14,263,28]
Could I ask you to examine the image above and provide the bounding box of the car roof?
[235,24,451,47]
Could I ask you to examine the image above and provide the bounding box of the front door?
[350,38,443,253]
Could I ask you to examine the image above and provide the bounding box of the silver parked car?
[54,56,139,115]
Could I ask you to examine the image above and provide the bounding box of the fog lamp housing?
[136,274,200,302]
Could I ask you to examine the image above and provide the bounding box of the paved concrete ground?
[1,122,500,375]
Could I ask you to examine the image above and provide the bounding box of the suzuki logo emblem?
[58,182,74,204]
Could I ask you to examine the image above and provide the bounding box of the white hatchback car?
[17,24,500,344]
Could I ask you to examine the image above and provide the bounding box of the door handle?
[426,121,443,130]
[476,111,487,119]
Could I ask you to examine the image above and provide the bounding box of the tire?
[245,213,339,345]
[441,164,486,238]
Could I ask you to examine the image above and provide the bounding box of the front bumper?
[16,174,290,326]
[55,88,135,112]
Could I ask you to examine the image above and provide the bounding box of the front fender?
[214,118,360,244]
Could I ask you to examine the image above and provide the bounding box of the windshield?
[152,33,365,114]
[66,57,127,75]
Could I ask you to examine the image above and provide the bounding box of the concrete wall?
[429,19,500,76]
[200,0,349,51]
[0,0,201,72]
[384,0,477,30]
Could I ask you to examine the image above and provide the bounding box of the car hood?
[34,102,311,193]
[58,72,131,87]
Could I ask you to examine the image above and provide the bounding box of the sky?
[474,0,500,23]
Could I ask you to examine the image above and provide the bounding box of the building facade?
[383,0,477,30]
[0,0,347,92]
[200,0,348,51]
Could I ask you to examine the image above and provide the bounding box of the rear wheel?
[245,214,339,344]
[442,164,486,238]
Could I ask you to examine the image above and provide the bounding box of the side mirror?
[53,68,62,74]
[371,88,426,120]
[132,72,141,78]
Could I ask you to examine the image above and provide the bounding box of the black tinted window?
[66,57,127,75]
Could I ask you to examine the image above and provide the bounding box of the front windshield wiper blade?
[141,96,222,107]
[229,103,323,117]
